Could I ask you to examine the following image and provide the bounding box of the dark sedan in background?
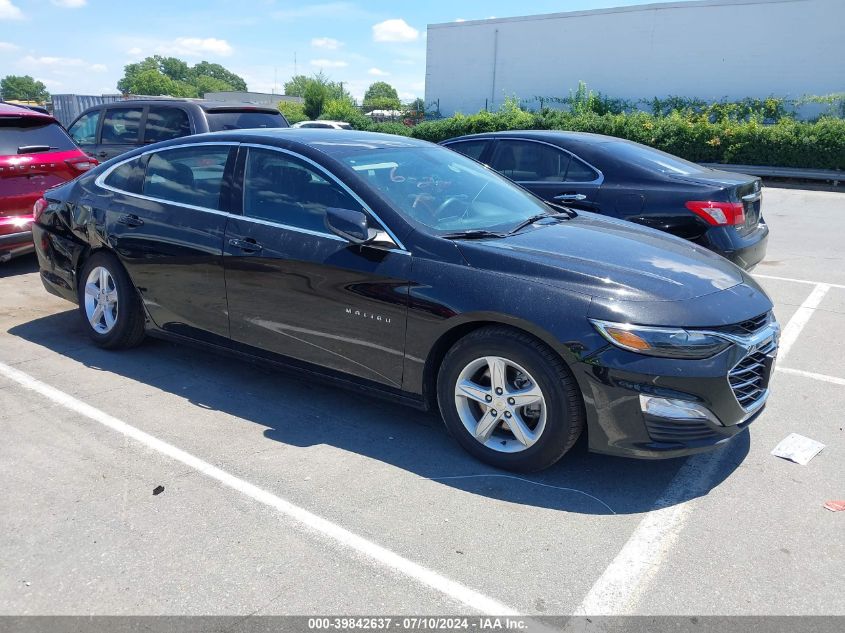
[32,130,778,471]
[442,131,768,270]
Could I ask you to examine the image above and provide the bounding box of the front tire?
[77,251,145,349]
[437,326,584,472]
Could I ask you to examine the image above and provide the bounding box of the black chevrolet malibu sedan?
[442,131,768,270]
[32,130,779,471]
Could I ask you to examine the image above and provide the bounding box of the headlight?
[589,319,731,359]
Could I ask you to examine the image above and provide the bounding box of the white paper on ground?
[771,433,826,465]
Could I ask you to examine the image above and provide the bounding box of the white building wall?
[425,0,845,115]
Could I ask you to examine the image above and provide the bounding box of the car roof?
[445,129,620,145]
[0,102,56,122]
[198,128,431,152]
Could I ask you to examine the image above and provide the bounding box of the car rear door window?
[242,147,358,234]
[67,110,101,146]
[104,156,147,194]
[143,145,231,210]
[564,155,600,182]
[143,107,191,143]
[100,107,143,144]
[490,140,570,182]
[445,140,489,162]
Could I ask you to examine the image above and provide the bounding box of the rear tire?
[77,251,145,350]
[436,326,584,472]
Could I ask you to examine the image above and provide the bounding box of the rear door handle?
[553,193,587,202]
[228,238,263,252]
[117,213,144,227]
[97,152,108,159]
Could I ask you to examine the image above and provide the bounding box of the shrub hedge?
[408,109,845,171]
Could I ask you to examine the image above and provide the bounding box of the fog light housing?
[639,394,722,426]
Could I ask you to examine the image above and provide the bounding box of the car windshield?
[206,110,287,131]
[341,146,551,233]
[0,119,77,156]
[606,140,705,176]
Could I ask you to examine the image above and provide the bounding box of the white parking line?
[0,360,518,617]
[776,283,830,364]
[572,282,830,616]
[572,450,725,615]
[755,273,845,290]
[777,367,845,386]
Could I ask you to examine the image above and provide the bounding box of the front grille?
[718,312,771,337]
[645,418,721,444]
[729,336,777,409]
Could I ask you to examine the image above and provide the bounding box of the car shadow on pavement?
[9,310,749,517]
[0,254,38,278]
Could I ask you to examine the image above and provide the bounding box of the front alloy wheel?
[454,356,547,453]
[437,326,585,472]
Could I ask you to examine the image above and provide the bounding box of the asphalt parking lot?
[1,186,843,619]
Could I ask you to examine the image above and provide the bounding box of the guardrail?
[700,163,843,184]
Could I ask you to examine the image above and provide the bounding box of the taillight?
[685,201,745,226]
[33,197,49,223]
[65,157,98,172]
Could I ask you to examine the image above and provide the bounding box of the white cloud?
[0,41,19,51]
[311,37,342,50]
[90,63,107,72]
[368,67,389,77]
[309,58,348,69]
[127,47,142,56]
[0,0,23,20]
[51,0,87,8]
[169,37,232,57]
[22,55,88,67]
[372,18,419,43]
[455,18,465,22]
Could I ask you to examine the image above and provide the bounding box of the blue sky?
[0,0,694,101]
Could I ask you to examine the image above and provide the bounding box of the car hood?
[455,213,744,302]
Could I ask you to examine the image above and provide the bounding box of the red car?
[1,103,97,262]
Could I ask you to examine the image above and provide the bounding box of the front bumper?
[577,319,778,459]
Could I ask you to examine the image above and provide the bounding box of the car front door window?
[68,110,101,148]
[242,147,360,234]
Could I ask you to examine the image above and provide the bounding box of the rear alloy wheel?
[437,326,584,472]
[77,251,145,349]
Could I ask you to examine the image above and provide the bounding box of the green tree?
[284,75,310,98]
[303,80,327,120]
[190,61,247,91]
[117,56,246,96]
[1,75,50,102]
[320,97,369,128]
[285,72,347,100]
[363,81,400,110]
[278,100,308,124]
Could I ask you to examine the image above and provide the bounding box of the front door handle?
[229,238,263,252]
[553,193,587,202]
[117,213,144,227]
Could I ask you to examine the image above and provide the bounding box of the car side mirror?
[325,207,377,244]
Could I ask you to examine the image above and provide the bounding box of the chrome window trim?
[484,137,605,186]
[93,141,410,255]
[241,143,408,252]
